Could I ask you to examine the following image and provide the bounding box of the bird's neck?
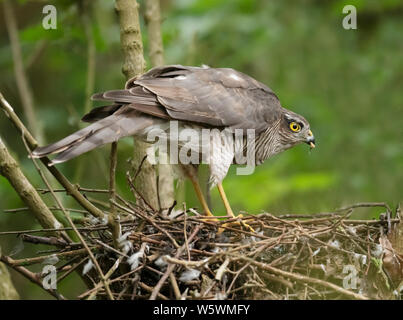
[255,119,282,164]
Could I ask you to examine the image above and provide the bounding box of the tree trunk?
[115,0,159,210]
[144,0,175,210]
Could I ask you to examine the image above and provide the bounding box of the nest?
[1,85,401,300]
[4,200,402,300]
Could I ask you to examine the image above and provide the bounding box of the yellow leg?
[217,183,254,232]
[189,176,215,218]
[217,183,235,217]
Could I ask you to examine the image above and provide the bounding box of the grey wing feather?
[32,107,155,164]
[90,65,282,132]
[131,65,282,132]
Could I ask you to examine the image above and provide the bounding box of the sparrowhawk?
[32,65,315,226]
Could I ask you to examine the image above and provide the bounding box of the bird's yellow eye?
[289,122,301,132]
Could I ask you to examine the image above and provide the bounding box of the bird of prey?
[32,65,315,227]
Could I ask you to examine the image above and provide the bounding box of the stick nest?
[8,201,401,300]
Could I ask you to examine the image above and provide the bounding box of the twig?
[3,248,90,267]
[20,234,74,248]
[21,135,73,242]
[0,92,105,220]
[57,256,88,284]
[93,239,128,258]
[183,202,191,260]
[140,282,168,300]
[109,142,121,248]
[231,255,369,300]
[336,202,392,214]
[164,255,210,268]
[0,135,63,236]
[37,187,110,194]
[150,225,201,300]
[169,273,182,300]
[215,258,230,281]
[25,141,115,299]
[127,164,157,212]
[5,206,89,215]
[111,199,180,249]
[0,255,65,299]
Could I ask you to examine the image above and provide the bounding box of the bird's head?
[277,111,315,151]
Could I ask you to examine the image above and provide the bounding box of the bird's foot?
[219,214,255,234]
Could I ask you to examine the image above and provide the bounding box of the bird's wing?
[91,65,282,133]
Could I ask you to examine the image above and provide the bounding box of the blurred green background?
[0,0,402,298]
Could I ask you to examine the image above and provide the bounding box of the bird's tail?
[32,107,154,166]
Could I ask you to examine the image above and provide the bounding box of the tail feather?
[32,108,155,165]
[31,121,107,158]
[91,87,157,105]
[81,104,121,123]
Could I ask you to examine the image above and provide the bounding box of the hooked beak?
[306,130,315,149]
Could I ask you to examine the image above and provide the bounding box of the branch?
[0,254,65,300]
[115,0,146,79]
[144,0,164,66]
[3,0,44,144]
[232,254,369,300]
[149,225,201,300]
[108,142,121,248]
[0,92,105,220]
[0,136,63,235]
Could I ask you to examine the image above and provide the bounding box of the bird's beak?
[306,130,315,149]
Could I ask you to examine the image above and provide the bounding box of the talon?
[218,216,255,234]
[240,221,255,233]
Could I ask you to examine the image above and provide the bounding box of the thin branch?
[231,254,369,300]
[4,248,90,267]
[149,225,201,300]
[108,142,121,248]
[22,135,114,299]
[0,136,63,236]
[0,255,65,300]
[169,273,182,299]
[0,92,105,220]
[110,199,179,248]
